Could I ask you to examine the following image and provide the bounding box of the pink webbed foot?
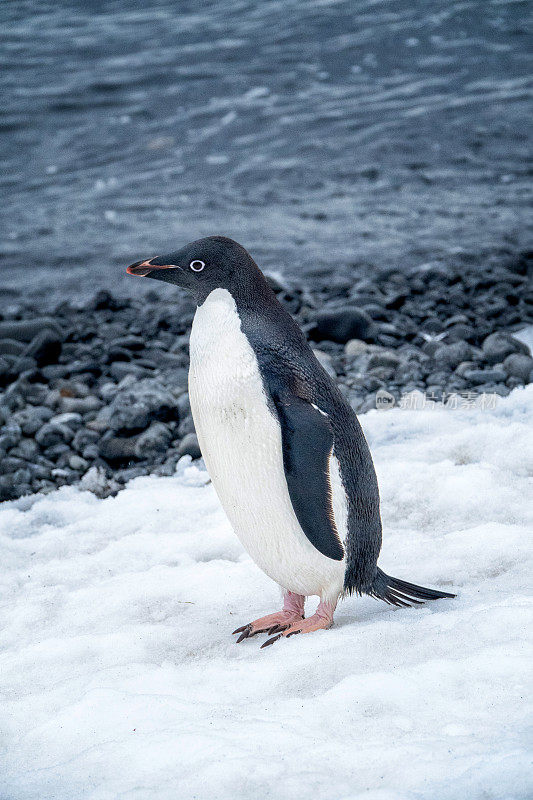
[232,592,305,643]
[261,599,336,648]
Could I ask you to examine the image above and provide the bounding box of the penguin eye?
[189,260,205,272]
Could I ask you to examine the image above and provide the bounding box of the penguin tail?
[369,567,455,608]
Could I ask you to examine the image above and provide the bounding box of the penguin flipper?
[271,392,345,561]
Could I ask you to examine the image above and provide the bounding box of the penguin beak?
[126,259,181,278]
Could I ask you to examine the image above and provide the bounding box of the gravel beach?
[1,249,531,501]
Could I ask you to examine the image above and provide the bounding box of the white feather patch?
[188,288,346,601]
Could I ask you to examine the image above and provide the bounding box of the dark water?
[1,0,531,303]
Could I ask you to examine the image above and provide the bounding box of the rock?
[25,462,52,480]
[44,443,71,460]
[11,356,37,374]
[143,350,187,369]
[308,307,375,344]
[178,414,195,437]
[12,406,53,436]
[43,389,61,409]
[72,428,100,452]
[1,456,26,472]
[87,290,125,311]
[59,395,103,414]
[177,433,201,459]
[384,292,408,310]
[506,376,524,390]
[420,339,443,358]
[82,444,99,461]
[367,350,401,371]
[112,335,145,351]
[394,363,423,383]
[11,437,39,460]
[95,378,181,432]
[134,422,172,459]
[98,433,137,462]
[445,324,476,343]
[115,467,147,483]
[40,365,71,380]
[24,329,62,366]
[69,454,89,471]
[462,368,507,386]
[0,422,22,449]
[110,362,152,381]
[362,303,390,321]
[35,421,75,448]
[503,353,533,382]
[51,412,83,429]
[13,467,32,487]
[424,370,449,386]
[0,318,62,342]
[434,341,472,370]
[106,346,133,363]
[344,339,371,358]
[482,332,529,364]
[0,475,17,501]
[455,361,476,378]
[0,338,25,356]
[473,383,510,397]
[177,392,191,419]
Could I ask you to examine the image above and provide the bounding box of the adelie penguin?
[127,237,455,647]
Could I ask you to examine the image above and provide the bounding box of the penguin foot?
[232,592,305,643]
[260,600,336,648]
[232,610,304,643]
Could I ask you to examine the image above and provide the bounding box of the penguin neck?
[193,264,276,311]
[189,287,252,374]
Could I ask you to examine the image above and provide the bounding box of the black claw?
[249,627,268,637]
[261,634,282,649]
[286,629,302,638]
[268,623,290,635]
[236,625,252,643]
[232,625,248,635]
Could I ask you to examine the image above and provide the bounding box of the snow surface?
[1,387,532,800]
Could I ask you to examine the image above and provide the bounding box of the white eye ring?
[190,260,205,272]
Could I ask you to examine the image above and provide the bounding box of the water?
[1,0,531,303]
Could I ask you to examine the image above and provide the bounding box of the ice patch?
[1,388,532,800]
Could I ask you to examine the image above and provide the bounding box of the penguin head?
[127,235,267,304]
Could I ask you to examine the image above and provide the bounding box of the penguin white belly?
[188,288,346,602]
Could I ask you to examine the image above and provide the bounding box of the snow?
[1,386,532,800]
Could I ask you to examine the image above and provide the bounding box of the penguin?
[127,236,454,647]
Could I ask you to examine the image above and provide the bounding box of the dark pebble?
[503,353,533,382]
[35,422,75,448]
[462,368,507,385]
[0,318,63,343]
[0,339,25,356]
[308,307,375,344]
[98,433,137,461]
[178,414,195,437]
[134,422,172,459]
[24,329,63,366]
[482,332,529,364]
[177,433,202,459]
[433,341,473,370]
